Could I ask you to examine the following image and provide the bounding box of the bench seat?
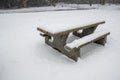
[65,31,110,51]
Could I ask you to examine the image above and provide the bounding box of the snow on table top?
[38,19,104,34]
[65,30,109,49]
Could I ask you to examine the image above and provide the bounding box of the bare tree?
[89,0,92,6]
[47,0,56,6]
[23,0,28,7]
[100,0,106,5]
[19,0,28,8]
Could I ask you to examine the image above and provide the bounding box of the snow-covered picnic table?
[37,20,105,35]
[37,20,110,61]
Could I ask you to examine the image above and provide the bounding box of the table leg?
[94,36,107,46]
[44,33,80,61]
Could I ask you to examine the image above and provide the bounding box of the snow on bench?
[65,31,110,51]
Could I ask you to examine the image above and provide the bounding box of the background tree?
[19,0,28,8]
[0,0,120,9]
[100,0,106,5]
[89,0,93,6]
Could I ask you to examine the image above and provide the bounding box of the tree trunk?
[20,0,28,8]
[49,0,56,6]
[100,0,105,5]
[89,0,92,6]
[23,0,28,7]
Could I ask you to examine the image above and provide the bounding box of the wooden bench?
[64,31,110,61]
[37,20,110,62]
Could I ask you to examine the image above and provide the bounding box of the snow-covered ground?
[0,5,120,80]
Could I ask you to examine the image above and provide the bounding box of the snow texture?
[0,4,120,80]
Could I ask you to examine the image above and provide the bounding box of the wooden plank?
[54,21,105,35]
[37,27,54,36]
[37,21,105,36]
[65,32,110,50]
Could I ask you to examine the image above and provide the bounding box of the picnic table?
[37,20,110,62]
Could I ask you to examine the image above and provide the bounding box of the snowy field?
[0,5,120,80]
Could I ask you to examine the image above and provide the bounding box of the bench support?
[64,33,110,61]
[94,37,107,46]
[43,33,80,61]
